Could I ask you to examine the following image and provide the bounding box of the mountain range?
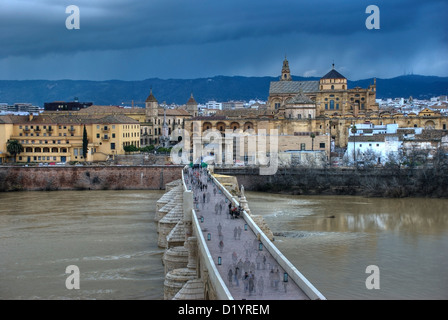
[0,74,447,107]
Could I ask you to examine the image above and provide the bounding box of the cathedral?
[267,57,379,118]
[186,57,446,149]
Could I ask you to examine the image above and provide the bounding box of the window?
[111,143,115,150]
[325,104,328,110]
[330,100,334,110]
[96,133,100,138]
[112,133,115,138]
[300,143,306,150]
[319,143,325,148]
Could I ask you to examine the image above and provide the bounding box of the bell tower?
[281,56,292,81]
[145,88,159,121]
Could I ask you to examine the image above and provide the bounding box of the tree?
[82,125,88,160]
[310,133,316,151]
[124,145,139,153]
[7,140,24,163]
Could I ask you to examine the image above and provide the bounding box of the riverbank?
[214,167,448,198]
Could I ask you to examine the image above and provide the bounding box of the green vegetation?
[82,125,88,159]
[6,140,24,163]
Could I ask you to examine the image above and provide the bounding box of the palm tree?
[7,140,24,163]
[350,125,357,166]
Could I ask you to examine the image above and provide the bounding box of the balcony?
[23,127,30,133]
[47,127,54,132]
[34,127,41,132]
[102,135,110,141]
[102,126,110,132]
[67,127,75,133]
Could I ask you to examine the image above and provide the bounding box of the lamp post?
[258,242,263,251]
[351,124,357,167]
[310,132,316,151]
[207,233,211,241]
[218,257,222,265]
[284,272,288,282]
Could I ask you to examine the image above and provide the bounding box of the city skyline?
[0,0,447,81]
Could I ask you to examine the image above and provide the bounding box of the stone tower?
[186,93,198,117]
[281,56,292,81]
[145,88,159,121]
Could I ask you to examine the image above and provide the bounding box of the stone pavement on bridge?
[184,167,309,300]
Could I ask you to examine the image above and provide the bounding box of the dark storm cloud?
[0,0,446,80]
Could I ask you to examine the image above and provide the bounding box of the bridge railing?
[181,166,234,300]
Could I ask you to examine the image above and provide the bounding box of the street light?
[258,242,263,251]
[200,216,204,223]
[284,273,288,282]
[244,224,248,231]
[218,256,222,265]
[207,233,211,241]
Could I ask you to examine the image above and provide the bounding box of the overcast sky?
[0,0,446,81]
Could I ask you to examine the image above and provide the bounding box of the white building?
[345,124,427,165]
[205,101,222,110]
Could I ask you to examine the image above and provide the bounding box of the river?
[1,190,447,299]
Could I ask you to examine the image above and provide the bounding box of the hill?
[0,74,447,107]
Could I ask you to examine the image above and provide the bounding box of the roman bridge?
[155,165,326,300]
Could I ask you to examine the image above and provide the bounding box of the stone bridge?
[155,166,326,300]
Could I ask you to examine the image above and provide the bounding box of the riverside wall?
[213,167,448,198]
[0,165,183,191]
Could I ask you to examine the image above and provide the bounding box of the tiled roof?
[321,68,346,80]
[145,89,158,103]
[158,108,191,117]
[285,90,315,104]
[81,105,145,114]
[269,81,319,94]
[186,93,197,105]
[0,114,139,125]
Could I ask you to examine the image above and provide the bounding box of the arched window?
[331,85,334,90]
[330,100,335,110]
